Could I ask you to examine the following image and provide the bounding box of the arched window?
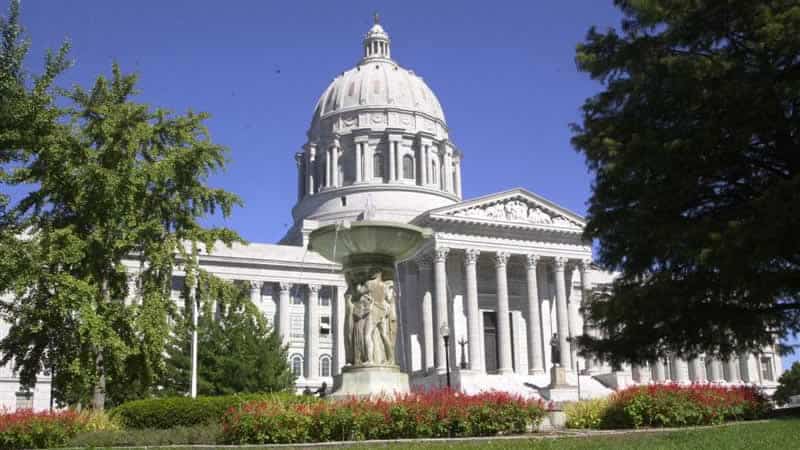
[291,354,303,377]
[402,154,414,179]
[320,355,331,377]
[373,152,384,179]
[430,160,438,185]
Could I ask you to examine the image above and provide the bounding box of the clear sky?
[12,0,797,369]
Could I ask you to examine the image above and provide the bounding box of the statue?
[344,267,398,366]
[528,206,552,224]
[550,333,561,367]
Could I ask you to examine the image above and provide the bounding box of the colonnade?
[414,248,591,375]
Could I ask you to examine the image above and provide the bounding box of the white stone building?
[0,20,784,409]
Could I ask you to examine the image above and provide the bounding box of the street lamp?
[440,323,451,389]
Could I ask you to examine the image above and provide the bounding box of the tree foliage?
[774,362,800,406]
[0,1,241,408]
[572,0,800,365]
[160,271,293,396]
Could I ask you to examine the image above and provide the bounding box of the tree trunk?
[92,277,110,410]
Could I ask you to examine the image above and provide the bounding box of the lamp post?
[458,338,468,369]
[440,323,451,389]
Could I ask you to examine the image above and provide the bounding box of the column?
[324,146,331,188]
[295,153,304,200]
[633,363,652,383]
[305,284,320,380]
[525,254,544,375]
[305,145,316,195]
[739,353,758,383]
[578,260,594,372]
[417,257,434,372]
[708,357,724,382]
[394,141,401,181]
[278,282,291,346]
[249,280,261,304]
[388,139,396,181]
[494,252,513,374]
[332,285,346,376]
[691,357,707,382]
[453,157,462,197]
[433,247,449,372]
[331,139,340,187]
[355,137,367,183]
[540,269,552,370]
[553,257,571,369]
[463,249,482,372]
[671,356,691,383]
[725,357,740,383]
[653,359,667,382]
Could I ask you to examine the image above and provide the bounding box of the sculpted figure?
[344,287,354,365]
[528,206,552,224]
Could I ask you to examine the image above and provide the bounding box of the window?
[430,160,437,184]
[761,356,774,381]
[320,355,331,377]
[320,316,331,338]
[402,154,414,179]
[373,152,384,178]
[15,391,33,410]
[291,354,303,377]
[290,315,304,339]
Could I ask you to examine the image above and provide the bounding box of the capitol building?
[0,20,784,409]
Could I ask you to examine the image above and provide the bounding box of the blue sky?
[12,0,797,369]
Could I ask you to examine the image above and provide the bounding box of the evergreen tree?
[161,271,293,396]
[774,362,800,406]
[0,1,241,409]
[572,0,800,366]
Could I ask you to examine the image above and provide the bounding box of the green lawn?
[73,417,800,450]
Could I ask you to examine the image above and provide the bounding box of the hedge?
[111,392,314,429]
[566,384,770,429]
[221,389,547,444]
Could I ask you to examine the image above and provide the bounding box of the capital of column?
[249,280,261,290]
[279,282,292,293]
[524,253,540,269]
[434,247,450,263]
[464,248,480,266]
[554,256,567,271]
[494,251,510,268]
[578,258,591,273]
[308,284,321,295]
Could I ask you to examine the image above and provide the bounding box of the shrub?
[111,392,313,429]
[68,423,221,447]
[573,384,770,429]
[774,362,800,406]
[221,389,547,444]
[79,410,121,432]
[565,397,609,429]
[0,408,87,449]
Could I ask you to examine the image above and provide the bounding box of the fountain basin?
[308,221,432,265]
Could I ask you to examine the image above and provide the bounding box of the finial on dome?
[363,13,390,61]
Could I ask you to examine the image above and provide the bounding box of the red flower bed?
[221,389,547,444]
[0,408,87,449]
[602,383,769,428]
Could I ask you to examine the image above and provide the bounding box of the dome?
[311,61,446,126]
[284,18,462,245]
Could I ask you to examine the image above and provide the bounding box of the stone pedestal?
[542,366,578,402]
[331,365,409,399]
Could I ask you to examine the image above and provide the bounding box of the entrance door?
[483,311,499,373]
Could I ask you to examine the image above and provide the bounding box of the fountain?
[309,220,432,397]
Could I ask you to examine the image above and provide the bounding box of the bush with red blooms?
[0,408,88,449]
[599,383,770,429]
[220,389,547,444]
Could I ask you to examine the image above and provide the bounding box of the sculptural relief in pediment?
[452,198,581,228]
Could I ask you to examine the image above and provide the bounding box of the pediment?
[422,188,585,231]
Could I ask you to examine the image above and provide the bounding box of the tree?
[0,1,241,408]
[571,0,800,366]
[160,271,293,396]
[774,362,800,405]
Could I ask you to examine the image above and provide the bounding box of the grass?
[64,417,800,450]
